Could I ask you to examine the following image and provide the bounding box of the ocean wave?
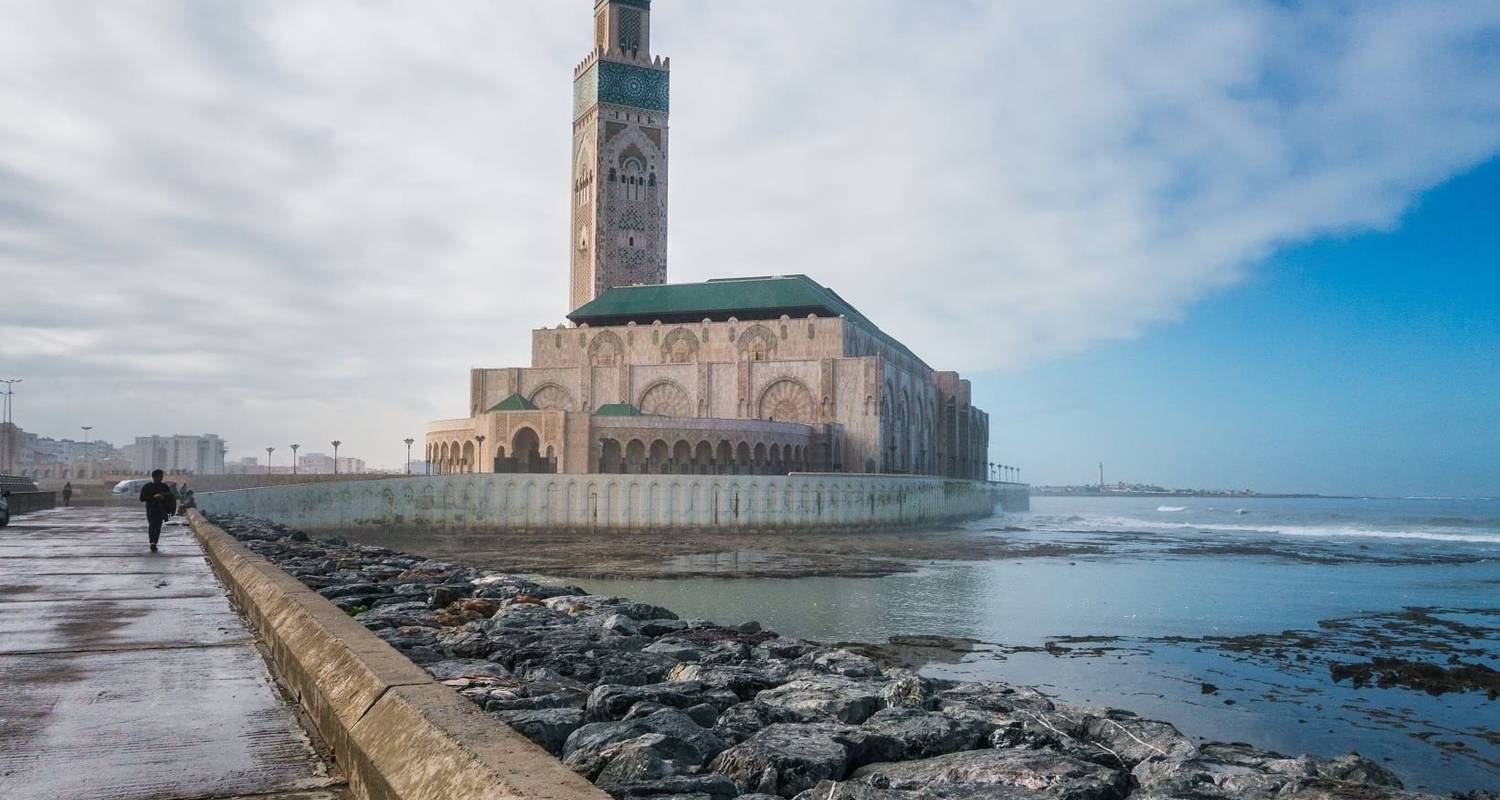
[1157,506,1188,512]
[1030,514,1500,545]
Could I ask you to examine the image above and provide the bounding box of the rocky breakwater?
[207,514,1495,800]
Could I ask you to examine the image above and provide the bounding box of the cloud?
[1,0,1497,466]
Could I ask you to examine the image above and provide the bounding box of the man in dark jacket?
[62,482,73,507]
[138,470,175,552]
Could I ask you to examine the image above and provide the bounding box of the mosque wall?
[196,473,1023,532]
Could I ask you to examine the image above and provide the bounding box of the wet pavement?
[0,507,345,800]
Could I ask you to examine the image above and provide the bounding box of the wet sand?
[335,524,1104,579]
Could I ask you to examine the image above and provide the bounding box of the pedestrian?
[137,470,176,552]
[61,481,72,507]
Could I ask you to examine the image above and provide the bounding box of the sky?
[1,1,1497,495]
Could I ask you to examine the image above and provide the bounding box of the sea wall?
[196,473,1025,531]
[3,490,56,515]
[185,509,606,800]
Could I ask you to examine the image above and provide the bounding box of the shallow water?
[555,496,1500,794]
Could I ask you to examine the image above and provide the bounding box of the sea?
[561,495,1500,794]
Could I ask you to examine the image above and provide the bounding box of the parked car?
[1,490,10,527]
[112,478,151,497]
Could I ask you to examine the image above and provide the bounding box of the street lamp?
[266,446,275,474]
[475,435,486,474]
[290,443,300,475]
[331,441,342,475]
[404,438,415,475]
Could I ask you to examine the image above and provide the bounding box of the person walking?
[137,470,175,552]
[61,481,72,507]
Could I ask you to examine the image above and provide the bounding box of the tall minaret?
[570,0,670,311]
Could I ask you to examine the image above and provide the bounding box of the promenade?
[0,507,345,800]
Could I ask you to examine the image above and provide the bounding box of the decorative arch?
[588,330,624,366]
[637,380,692,417]
[737,324,779,362]
[757,378,816,424]
[528,383,576,412]
[660,327,699,364]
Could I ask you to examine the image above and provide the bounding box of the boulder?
[881,672,939,710]
[592,733,703,786]
[434,629,496,659]
[860,707,989,761]
[1078,709,1198,768]
[708,724,853,797]
[804,649,884,678]
[684,703,720,728]
[356,602,438,629]
[601,773,739,799]
[643,639,704,662]
[484,602,577,631]
[669,662,791,701]
[484,689,587,713]
[376,625,438,650]
[848,748,1130,800]
[563,709,727,780]
[1132,743,1409,800]
[494,708,585,756]
[755,675,888,724]
[424,659,512,681]
[587,682,714,721]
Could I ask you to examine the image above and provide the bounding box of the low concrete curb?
[187,509,608,800]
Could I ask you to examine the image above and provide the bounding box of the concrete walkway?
[0,507,345,800]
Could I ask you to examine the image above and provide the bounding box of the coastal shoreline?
[205,511,1495,799]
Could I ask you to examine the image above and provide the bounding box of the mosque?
[426,0,992,482]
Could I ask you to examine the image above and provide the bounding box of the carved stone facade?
[570,0,670,311]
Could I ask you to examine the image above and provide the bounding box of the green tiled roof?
[487,393,537,412]
[594,403,647,417]
[567,275,926,367]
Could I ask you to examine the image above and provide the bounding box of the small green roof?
[593,403,647,417]
[567,274,927,368]
[487,393,537,412]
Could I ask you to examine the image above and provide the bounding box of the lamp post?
[266,447,275,474]
[404,438,415,475]
[475,435,486,474]
[0,378,19,425]
[290,443,300,475]
[331,441,342,475]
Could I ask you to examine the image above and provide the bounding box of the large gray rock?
[424,659,512,681]
[791,781,1036,800]
[484,602,577,631]
[859,707,989,761]
[669,662,791,700]
[708,724,853,797]
[1132,742,1409,800]
[937,682,1056,715]
[801,649,884,678]
[755,675,888,724]
[601,773,739,799]
[1078,709,1198,768]
[587,681,715,721]
[881,672,939,710]
[849,748,1130,800]
[494,708,584,756]
[563,709,727,780]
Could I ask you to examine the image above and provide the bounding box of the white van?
[112,479,151,497]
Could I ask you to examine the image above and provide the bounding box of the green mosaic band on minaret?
[574,61,670,121]
[597,0,650,9]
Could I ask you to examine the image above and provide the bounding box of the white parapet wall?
[195,473,1027,531]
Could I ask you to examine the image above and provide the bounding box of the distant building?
[297,453,365,475]
[0,423,127,480]
[121,434,227,475]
